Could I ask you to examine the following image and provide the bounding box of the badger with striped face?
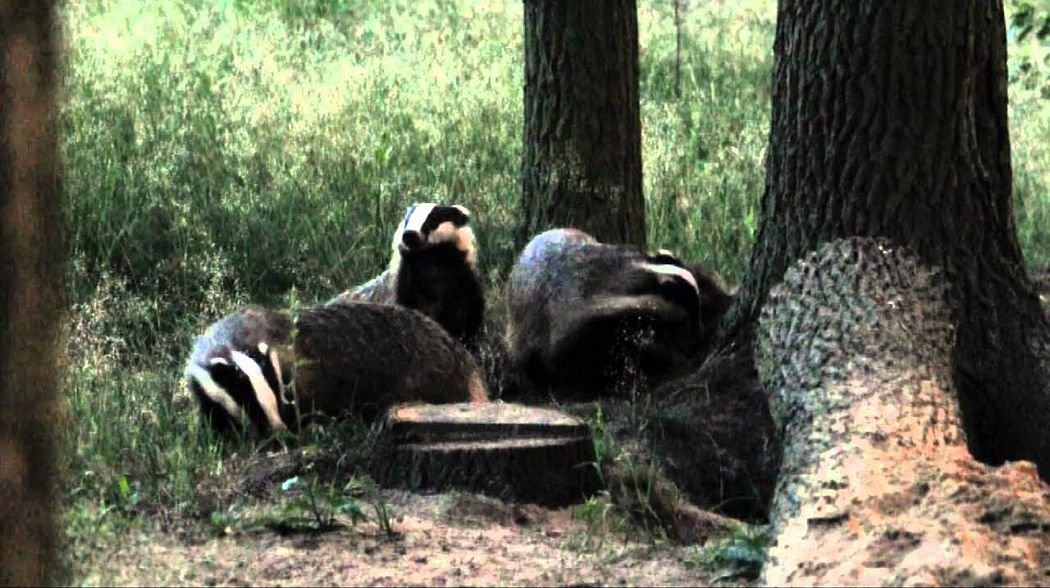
[642,248,733,352]
[185,303,489,438]
[506,228,727,399]
[329,202,485,348]
[185,308,294,437]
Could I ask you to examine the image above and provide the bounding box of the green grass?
[1008,0,1050,270]
[57,0,1050,565]
[684,523,770,582]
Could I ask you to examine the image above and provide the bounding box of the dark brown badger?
[505,228,730,399]
[185,302,488,436]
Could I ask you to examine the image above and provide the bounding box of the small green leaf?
[118,475,131,499]
[281,476,301,492]
[335,499,368,524]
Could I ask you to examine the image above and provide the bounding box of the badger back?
[506,229,601,365]
[292,302,488,421]
[506,229,704,397]
[330,271,395,305]
[507,229,701,357]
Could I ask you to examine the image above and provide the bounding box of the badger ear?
[646,249,684,266]
[452,205,471,224]
[209,357,230,366]
[258,342,269,355]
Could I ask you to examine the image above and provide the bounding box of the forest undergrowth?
[57,0,1049,581]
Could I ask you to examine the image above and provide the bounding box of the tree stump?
[756,238,1050,586]
[370,403,601,507]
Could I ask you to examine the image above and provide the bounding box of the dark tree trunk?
[0,1,63,585]
[519,0,646,248]
[723,1,1050,477]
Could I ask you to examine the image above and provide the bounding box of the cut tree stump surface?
[386,402,591,441]
[372,402,601,507]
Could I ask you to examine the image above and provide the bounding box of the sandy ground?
[76,490,723,587]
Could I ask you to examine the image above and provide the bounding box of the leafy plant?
[588,404,613,486]
[1008,0,1050,98]
[113,475,141,516]
[346,476,397,538]
[608,452,664,541]
[1009,1,1050,44]
[571,493,629,551]
[685,523,771,582]
[582,404,665,545]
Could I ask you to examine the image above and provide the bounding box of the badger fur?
[185,302,488,437]
[328,203,485,348]
[292,302,488,421]
[506,228,727,398]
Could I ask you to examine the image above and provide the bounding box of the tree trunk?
[723,0,1050,478]
[756,239,1050,586]
[519,0,646,248]
[0,1,63,585]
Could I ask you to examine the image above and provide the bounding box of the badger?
[185,308,294,437]
[328,202,485,348]
[505,228,728,399]
[185,302,488,437]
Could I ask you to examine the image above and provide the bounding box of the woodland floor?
[70,269,1050,586]
[74,488,729,587]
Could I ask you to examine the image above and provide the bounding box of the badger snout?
[402,229,424,250]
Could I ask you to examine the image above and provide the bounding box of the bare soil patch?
[77,490,725,587]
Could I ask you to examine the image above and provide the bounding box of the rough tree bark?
[519,0,646,248]
[756,239,1050,586]
[370,403,600,507]
[722,0,1050,477]
[0,1,63,585]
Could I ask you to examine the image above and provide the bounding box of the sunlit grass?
[638,1,774,281]
[1008,9,1050,271]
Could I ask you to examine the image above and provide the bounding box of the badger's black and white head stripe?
[185,341,291,436]
[631,259,702,336]
[638,261,700,294]
[388,202,477,271]
[228,344,287,433]
[185,359,245,423]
